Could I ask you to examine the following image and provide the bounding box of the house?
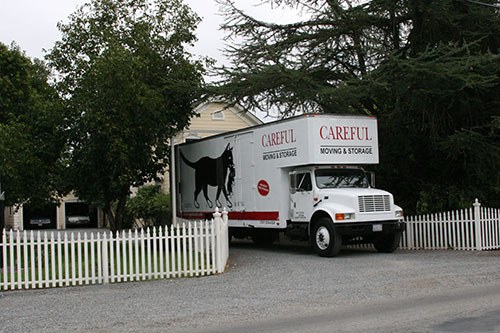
[176,100,262,141]
[3,101,261,231]
[4,192,102,231]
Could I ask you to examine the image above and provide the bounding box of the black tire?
[311,218,342,257]
[251,230,278,246]
[373,231,402,253]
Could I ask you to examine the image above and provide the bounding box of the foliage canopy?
[47,0,205,230]
[0,43,65,208]
[215,0,500,213]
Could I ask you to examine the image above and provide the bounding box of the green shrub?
[126,185,172,228]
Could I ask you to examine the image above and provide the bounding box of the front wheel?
[311,218,342,257]
[373,231,402,253]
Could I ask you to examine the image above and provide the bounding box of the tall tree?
[47,0,205,231]
[0,43,65,208]
[216,0,500,213]
[216,0,410,117]
[369,1,500,212]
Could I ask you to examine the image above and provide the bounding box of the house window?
[185,136,200,143]
[212,111,225,120]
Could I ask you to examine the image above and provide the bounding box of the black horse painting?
[180,143,235,209]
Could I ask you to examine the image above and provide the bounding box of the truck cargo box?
[175,114,378,224]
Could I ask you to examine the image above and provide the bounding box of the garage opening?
[65,202,98,228]
[23,203,58,230]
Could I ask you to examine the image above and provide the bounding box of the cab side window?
[297,173,312,191]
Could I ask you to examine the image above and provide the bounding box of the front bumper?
[335,220,405,237]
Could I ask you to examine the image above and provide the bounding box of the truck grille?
[358,195,391,212]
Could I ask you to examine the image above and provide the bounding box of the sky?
[0,0,302,67]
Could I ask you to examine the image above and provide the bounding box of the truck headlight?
[335,213,355,221]
[395,210,404,218]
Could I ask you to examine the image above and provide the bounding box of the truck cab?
[288,165,404,257]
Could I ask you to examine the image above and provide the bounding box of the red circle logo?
[257,180,270,196]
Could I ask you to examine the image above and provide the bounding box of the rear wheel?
[373,231,402,253]
[311,218,342,257]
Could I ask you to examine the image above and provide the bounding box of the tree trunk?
[390,6,400,51]
[114,194,127,232]
[103,192,128,236]
[103,204,117,236]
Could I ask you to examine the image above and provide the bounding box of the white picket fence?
[0,209,229,291]
[401,199,500,251]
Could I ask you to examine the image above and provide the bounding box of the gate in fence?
[401,199,500,251]
[1,209,229,291]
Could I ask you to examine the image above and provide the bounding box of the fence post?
[102,232,109,284]
[474,198,482,251]
[0,228,3,269]
[0,186,4,268]
[0,185,4,236]
[222,208,229,264]
[1,230,6,284]
[213,207,223,273]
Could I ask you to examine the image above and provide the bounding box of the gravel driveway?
[1,239,499,332]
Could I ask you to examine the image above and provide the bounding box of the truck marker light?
[336,213,355,220]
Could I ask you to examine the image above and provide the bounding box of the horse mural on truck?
[180,143,235,209]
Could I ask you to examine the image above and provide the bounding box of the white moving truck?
[174,114,404,257]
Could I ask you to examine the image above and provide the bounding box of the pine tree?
[216,0,500,212]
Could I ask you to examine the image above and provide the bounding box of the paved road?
[1,239,500,332]
[200,279,500,333]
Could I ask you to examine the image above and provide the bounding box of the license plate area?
[372,224,383,232]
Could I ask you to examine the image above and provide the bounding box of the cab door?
[289,171,314,222]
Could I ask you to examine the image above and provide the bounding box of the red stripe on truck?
[228,211,279,220]
[178,211,279,220]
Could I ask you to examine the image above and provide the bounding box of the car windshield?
[315,169,369,189]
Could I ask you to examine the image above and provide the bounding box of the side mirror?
[290,173,297,194]
[366,172,376,188]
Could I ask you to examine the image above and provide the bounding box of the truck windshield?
[315,169,369,189]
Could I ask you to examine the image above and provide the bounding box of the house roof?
[193,100,263,126]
